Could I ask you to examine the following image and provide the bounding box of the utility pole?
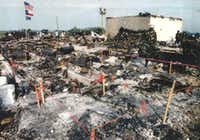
[56,16,59,31]
[99,8,106,30]
[56,16,59,45]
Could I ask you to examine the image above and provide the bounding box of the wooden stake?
[102,78,106,96]
[109,48,111,55]
[90,128,95,140]
[34,84,41,109]
[163,80,176,124]
[40,79,45,104]
[169,61,173,74]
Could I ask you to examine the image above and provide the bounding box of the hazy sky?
[0,0,199,32]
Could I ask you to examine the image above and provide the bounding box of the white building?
[106,14,183,42]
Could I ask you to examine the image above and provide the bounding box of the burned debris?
[108,27,159,58]
[109,27,157,49]
[181,33,200,66]
[0,22,200,140]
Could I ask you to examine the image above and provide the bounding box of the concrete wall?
[150,17,183,42]
[106,16,150,38]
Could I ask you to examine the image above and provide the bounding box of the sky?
[0,0,199,32]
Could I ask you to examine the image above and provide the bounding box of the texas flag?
[24,1,34,20]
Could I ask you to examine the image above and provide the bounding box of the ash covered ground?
[0,28,200,140]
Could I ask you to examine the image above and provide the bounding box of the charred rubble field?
[0,28,200,140]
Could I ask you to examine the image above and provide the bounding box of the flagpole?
[24,3,27,40]
[24,1,28,40]
[26,17,29,40]
[24,1,33,40]
[26,18,28,40]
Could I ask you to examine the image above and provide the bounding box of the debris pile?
[108,27,159,57]
[0,28,199,140]
[66,27,105,46]
[182,37,200,66]
[110,27,157,48]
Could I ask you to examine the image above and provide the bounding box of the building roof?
[107,13,182,21]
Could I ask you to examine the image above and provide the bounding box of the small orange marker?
[90,128,95,140]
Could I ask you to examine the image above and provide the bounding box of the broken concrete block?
[0,76,7,86]
[0,54,5,61]
[105,56,119,66]
[0,84,15,107]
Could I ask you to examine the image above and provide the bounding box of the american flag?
[24,1,34,20]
